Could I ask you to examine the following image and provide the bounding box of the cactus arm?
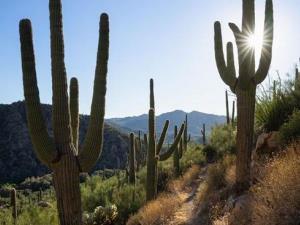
[156,120,170,154]
[150,78,155,109]
[49,0,72,147]
[179,138,183,159]
[144,133,148,150]
[79,14,109,172]
[214,22,237,88]
[159,123,184,161]
[242,0,255,33]
[254,0,274,85]
[70,77,79,152]
[19,19,56,166]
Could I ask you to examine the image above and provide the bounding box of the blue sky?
[1,0,299,118]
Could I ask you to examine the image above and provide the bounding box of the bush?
[202,145,217,163]
[279,110,300,144]
[209,124,236,157]
[250,144,300,225]
[83,204,118,225]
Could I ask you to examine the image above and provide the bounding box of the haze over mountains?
[106,110,226,141]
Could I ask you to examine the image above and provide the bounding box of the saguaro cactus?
[231,101,236,126]
[129,133,136,184]
[11,188,17,225]
[201,123,206,145]
[146,79,185,201]
[19,0,109,223]
[225,90,230,124]
[183,114,191,151]
[214,0,273,192]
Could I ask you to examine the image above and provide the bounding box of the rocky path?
[166,167,207,225]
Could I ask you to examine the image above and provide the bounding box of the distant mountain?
[0,101,129,184]
[106,110,226,141]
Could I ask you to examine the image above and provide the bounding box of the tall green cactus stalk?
[19,0,109,223]
[135,131,144,171]
[295,66,300,90]
[183,114,191,151]
[231,101,236,126]
[173,126,181,177]
[201,123,206,145]
[146,79,185,201]
[129,133,136,184]
[214,0,273,192]
[11,188,17,225]
[225,90,230,124]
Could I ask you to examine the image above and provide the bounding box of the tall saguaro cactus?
[183,114,191,151]
[129,133,136,184]
[146,79,185,201]
[214,0,273,192]
[19,0,109,223]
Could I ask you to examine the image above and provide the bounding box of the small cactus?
[201,123,206,145]
[173,126,183,177]
[10,188,17,225]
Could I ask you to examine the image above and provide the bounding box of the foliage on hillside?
[0,144,204,225]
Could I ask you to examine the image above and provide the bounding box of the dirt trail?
[166,167,207,225]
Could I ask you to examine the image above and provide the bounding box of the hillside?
[106,110,226,141]
[0,101,129,184]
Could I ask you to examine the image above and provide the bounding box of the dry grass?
[126,165,201,225]
[250,144,300,225]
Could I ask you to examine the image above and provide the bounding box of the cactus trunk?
[129,133,136,185]
[53,154,82,225]
[173,126,180,177]
[236,88,256,191]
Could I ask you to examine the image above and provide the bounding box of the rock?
[253,131,280,160]
[229,194,253,225]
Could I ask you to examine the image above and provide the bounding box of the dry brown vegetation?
[209,143,300,225]
[249,144,300,225]
[126,165,201,225]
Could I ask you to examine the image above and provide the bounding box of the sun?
[246,33,263,51]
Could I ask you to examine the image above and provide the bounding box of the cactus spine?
[146,79,185,201]
[201,123,206,145]
[19,0,109,223]
[214,0,273,192]
[129,133,136,184]
[11,188,17,225]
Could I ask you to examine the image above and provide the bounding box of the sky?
[0,0,300,118]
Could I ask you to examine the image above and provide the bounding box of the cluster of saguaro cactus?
[173,126,184,177]
[146,79,185,201]
[128,133,136,184]
[214,0,273,192]
[11,188,17,225]
[201,123,206,145]
[19,0,109,223]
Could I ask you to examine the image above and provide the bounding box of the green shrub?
[209,124,236,157]
[279,110,300,144]
[202,145,217,163]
